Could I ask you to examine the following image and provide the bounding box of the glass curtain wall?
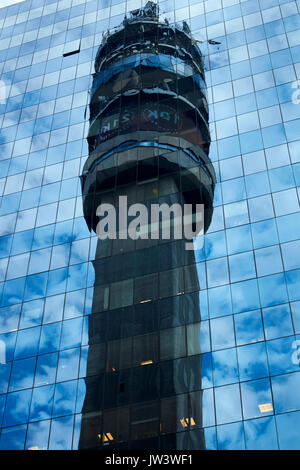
[0,0,299,451]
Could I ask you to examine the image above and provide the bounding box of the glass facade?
[0,0,299,451]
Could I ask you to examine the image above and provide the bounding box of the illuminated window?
[258,403,273,413]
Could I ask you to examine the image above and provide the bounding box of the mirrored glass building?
[0,0,300,451]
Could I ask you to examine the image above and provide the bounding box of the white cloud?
[0,0,25,9]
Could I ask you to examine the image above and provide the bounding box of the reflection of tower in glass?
[79,2,215,450]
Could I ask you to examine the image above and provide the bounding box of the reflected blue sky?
[0,0,299,451]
